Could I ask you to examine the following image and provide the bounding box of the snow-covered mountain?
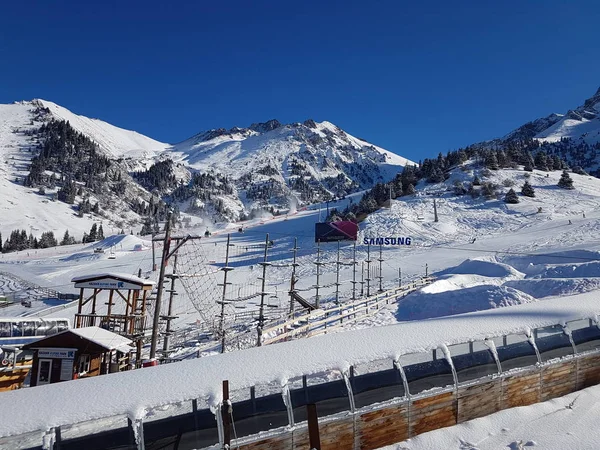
[0,99,413,240]
[506,87,600,145]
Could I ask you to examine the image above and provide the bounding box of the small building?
[23,327,133,387]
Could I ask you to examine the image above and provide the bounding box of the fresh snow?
[1,292,600,438]
[47,326,133,352]
[385,383,600,450]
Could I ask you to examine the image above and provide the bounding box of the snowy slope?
[504,86,600,145]
[35,100,170,159]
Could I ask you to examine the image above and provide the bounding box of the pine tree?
[89,223,98,241]
[504,188,519,204]
[485,152,499,170]
[521,181,535,197]
[534,151,549,171]
[404,183,416,195]
[0,233,2,252]
[97,224,104,241]
[558,170,574,189]
[473,175,481,186]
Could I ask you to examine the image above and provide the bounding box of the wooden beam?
[307,403,321,450]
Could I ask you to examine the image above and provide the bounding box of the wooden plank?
[541,361,577,402]
[501,370,541,409]
[358,405,408,450]
[410,391,457,436]
[457,379,501,423]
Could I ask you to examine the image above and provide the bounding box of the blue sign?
[363,237,412,246]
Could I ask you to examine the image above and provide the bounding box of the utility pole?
[218,234,233,353]
[149,212,172,360]
[257,234,270,346]
[289,238,299,316]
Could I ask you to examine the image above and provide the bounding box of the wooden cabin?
[23,326,133,387]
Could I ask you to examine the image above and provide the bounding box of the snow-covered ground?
[386,383,600,450]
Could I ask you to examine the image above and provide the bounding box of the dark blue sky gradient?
[1,1,599,161]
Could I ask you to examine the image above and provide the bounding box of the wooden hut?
[23,326,133,387]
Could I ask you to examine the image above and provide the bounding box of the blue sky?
[1,0,599,162]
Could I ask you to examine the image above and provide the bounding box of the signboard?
[38,348,76,359]
[74,278,143,290]
[315,221,359,243]
[60,359,74,381]
[362,236,412,246]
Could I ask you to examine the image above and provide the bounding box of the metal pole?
[426,263,429,278]
[222,380,231,449]
[360,261,364,297]
[257,234,269,346]
[219,234,233,353]
[289,237,298,316]
[151,232,157,272]
[366,243,371,297]
[398,268,401,288]
[434,198,439,223]
[307,403,321,450]
[351,242,357,301]
[315,239,321,308]
[162,253,178,356]
[149,212,172,360]
[378,244,384,293]
[335,240,340,305]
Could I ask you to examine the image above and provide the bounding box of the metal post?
[434,198,439,223]
[149,212,172,360]
[398,268,402,288]
[335,240,341,305]
[378,244,384,293]
[289,238,298,316]
[351,242,357,301]
[425,263,429,278]
[360,261,365,297]
[315,239,322,308]
[162,253,178,356]
[257,234,270,347]
[151,232,157,272]
[218,234,233,353]
[366,243,371,297]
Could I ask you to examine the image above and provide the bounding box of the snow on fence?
[2,293,600,449]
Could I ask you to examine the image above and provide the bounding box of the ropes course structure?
[175,238,224,333]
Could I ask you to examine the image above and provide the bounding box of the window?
[568,319,600,354]
[22,321,36,336]
[78,354,91,374]
[351,359,405,409]
[290,370,351,423]
[57,320,69,332]
[495,333,539,372]
[534,325,574,362]
[0,322,10,337]
[450,341,499,384]
[398,350,455,395]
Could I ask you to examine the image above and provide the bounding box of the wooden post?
[91,288,98,315]
[107,290,114,319]
[76,288,84,328]
[257,234,270,347]
[222,380,231,449]
[150,211,172,359]
[307,403,321,450]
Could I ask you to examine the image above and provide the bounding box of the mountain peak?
[249,119,282,133]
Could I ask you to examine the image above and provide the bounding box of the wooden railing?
[75,314,145,337]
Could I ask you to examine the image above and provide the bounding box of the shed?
[23,327,133,387]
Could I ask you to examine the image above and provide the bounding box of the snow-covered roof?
[69,326,133,352]
[25,327,133,352]
[1,293,600,438]
[71,272,155,287]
